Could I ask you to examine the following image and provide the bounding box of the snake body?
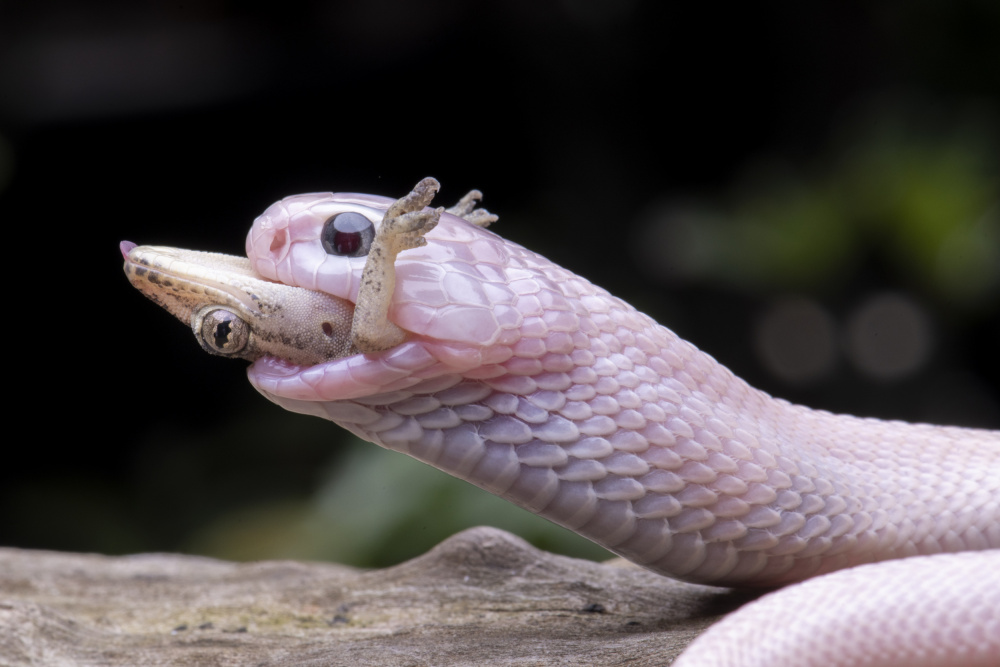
[125,182,1000,665]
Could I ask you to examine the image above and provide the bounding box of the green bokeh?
[645,106,999,306]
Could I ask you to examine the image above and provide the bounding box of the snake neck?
[259,293,1000,586]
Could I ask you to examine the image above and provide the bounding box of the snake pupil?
[321,212,375,257]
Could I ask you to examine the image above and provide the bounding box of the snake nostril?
[269,229,287,254]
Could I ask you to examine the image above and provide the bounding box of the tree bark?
[0,527,754,666]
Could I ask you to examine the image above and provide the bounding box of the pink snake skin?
[243,190,999,666]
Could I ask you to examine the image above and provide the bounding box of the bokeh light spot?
[846,293,933,381]
[754,298,838,385]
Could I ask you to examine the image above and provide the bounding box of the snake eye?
[197,308,250,356]
[321,212,376,257]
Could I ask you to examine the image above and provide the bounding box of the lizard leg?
[446,189,498,228]
[351,177,442,353]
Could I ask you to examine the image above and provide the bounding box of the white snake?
[124,180,1000,666]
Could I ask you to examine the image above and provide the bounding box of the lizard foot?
[446,189,498,228]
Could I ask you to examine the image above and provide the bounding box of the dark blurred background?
[1,1,997,567]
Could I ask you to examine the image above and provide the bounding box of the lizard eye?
[321,212,375,257]
[196,308,250,356]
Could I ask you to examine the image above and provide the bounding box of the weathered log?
[0,527,753,666]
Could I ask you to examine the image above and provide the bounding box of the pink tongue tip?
[120,240,137,259]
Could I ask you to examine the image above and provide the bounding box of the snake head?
[121,178,515,377]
